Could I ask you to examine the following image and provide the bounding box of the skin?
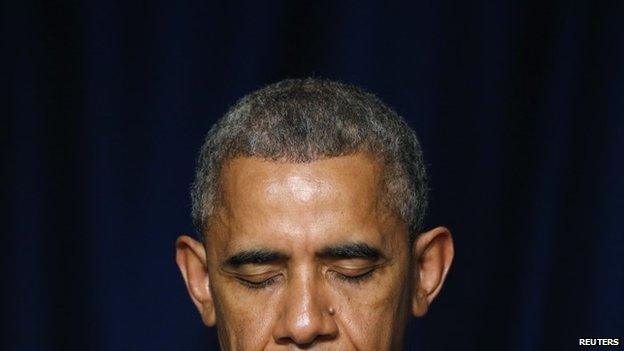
[176,153,454,350]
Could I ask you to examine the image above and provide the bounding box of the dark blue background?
[4,1,623,350]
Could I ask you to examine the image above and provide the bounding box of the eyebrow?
[317,242,383,260]
[223,249,288,268]
[222,242,383,268]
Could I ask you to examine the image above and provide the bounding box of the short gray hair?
[191,78,428,242]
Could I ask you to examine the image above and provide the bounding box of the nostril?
[275,333,337,348]
[274,309,338,346]
[275,336,310,347]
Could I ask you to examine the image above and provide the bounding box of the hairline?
[191,78,428,245]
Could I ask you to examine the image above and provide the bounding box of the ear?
[175,235,217,326]
[410,226,454,317]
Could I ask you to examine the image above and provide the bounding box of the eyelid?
[236,274,281,289]
[233,270,278,281]
[332,266,376,276]
[331,268,377,283]
[329,259,385,284]
[223,263,281,275]
[331,258,382,271]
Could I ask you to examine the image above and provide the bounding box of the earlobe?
[175,235,217,326]
[410,226,454,317]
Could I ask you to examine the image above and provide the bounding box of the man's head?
[176,79,453,350]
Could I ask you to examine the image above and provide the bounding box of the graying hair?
[191,78,428,242]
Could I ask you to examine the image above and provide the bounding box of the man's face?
[176,153,453,350]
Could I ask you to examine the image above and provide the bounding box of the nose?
[273,270,338,346]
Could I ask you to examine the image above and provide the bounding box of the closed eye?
[236,275,280,290]
[333,268,376,284]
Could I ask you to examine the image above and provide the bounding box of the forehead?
[223,153,382,205]
[210,154,401,253]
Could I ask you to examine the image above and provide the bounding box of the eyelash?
[334,269,376,284]
[237,269,377,290]
[237,276,280,289]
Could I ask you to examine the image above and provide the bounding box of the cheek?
[335,270,411,348]
[212,284,280,350]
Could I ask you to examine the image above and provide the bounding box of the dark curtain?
[4,1,623,350]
